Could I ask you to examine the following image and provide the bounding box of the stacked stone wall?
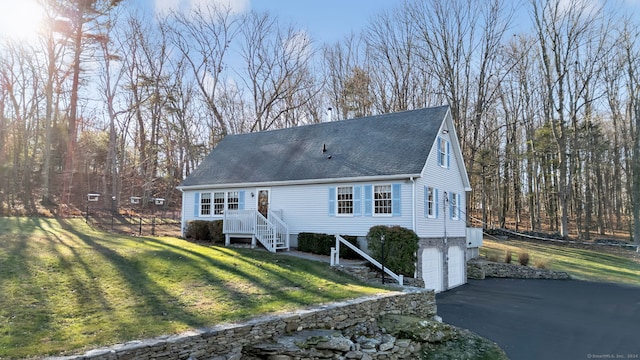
[467,258,571,280]
[51,290,436,360]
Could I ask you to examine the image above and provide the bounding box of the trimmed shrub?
[366,225,419,277]
[185,220,224,243]
[297,232,360,259]
[518,252,530,266]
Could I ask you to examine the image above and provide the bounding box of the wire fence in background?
[83,207,182,237]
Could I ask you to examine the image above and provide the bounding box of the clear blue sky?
[139,0,396,44]
[249,0,395,44]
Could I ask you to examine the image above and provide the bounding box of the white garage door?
[422,247,443,292]
[447,245,466,289]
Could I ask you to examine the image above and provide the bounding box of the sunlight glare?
[0,0,46,42]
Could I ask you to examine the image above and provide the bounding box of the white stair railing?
[268,210,289,250]
[331,234,403,286]
[255,211,276,252]
[223,209,289,252]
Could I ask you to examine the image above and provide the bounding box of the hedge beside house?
[185,220,224,244]
[366,225,419,277]
[298,232,360,259]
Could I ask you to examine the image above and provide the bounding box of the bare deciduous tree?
[238,11,317,132]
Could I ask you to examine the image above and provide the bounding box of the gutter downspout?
[410,176,417,279]
[179,188,185,237]
[410,176,416,232]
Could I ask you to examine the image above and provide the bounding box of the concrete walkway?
[276,250,366,265]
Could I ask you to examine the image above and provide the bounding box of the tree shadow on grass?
[0,218,54,357]
[56,218,211,332]
[141,238,332,303]
[56,219,330,328]
[135,236,364,307]
[32,218,115,314]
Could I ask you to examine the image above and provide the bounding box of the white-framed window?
[213,192,225,215]
[450,192,460,220]
[337,186,354,215]
[427,186,435,218]
[200,193,211,216]
[227,191,239,210]
[199,191,243,216]
[374,184,392,215]
[438,137,449,169]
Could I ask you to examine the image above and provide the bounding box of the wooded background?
[1,0,639,243]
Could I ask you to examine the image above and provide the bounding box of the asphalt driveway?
[436,278,640,360]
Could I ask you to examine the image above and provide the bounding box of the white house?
[178,105,473,291]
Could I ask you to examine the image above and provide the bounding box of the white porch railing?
[223,209,289,253]
[330,234,403,286]
[223,209,255,235]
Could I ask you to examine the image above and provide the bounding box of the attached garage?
[447,245,466,288]
[422,247,444,292]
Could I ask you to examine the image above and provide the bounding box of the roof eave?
[176,173,422,191]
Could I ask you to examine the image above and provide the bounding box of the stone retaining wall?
[467,258,571,280]
[50,290,436,360]
[333,265,425,288]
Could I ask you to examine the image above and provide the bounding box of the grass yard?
[0,217,387,359]
[481,238,640,286]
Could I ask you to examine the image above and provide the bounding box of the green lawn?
[480,238,640,286]
[0,217,387,358]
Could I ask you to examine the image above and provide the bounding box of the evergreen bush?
[366,225,419,276]
[297,232,360,258]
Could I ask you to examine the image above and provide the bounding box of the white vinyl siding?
[415,126,467,239]
[182,183,411,238]
[271,182,411,237]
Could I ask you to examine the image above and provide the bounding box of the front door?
[257,189,270,217]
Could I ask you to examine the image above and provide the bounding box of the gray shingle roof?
[179,105,450,187]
